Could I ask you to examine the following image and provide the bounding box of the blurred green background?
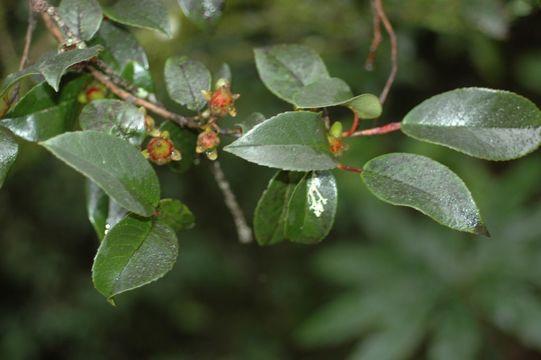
[1,0,541,359]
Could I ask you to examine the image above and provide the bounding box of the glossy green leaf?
[235,112,266,134]
[79,99,146,145]
[346,94,382,119]
[92,214,178,301]
[92,20,149,71]
[401,88,541,160]
[2,101,78,142]
[159,122,197,173]
[0,128,18,189]
[104,0,172,37]
[157,199,195,232]
[285,171,337,244]
[224,111,336,171]
[178,0,224,29]
[121,61,154,93]
[254,171,304,246]
[0,51,91,97]
[58,0,103,41]
[41,131,160,217]
[361,153,488,235]
[292,78,353,108]
[4,81,57,117]
[86,180,109,240]
[0,66,41,98]
[86,180,132,241]
[1,77,90,142]
[38,46,103,91]
[292,79,382,118]
[254,45,330,103]
[165,56,211,111]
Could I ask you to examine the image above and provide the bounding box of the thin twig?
[349,121,401,137]
[211,161,253,244]
[19,3,37,71]
[364,0,382,71]
[41,12,64,43]
[3,1,38,114]
[88,66,199,129]
[35,1,244,134]
[372,0,398,104]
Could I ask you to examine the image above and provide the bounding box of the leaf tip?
[473,223,491,237]
[106,297,117,306]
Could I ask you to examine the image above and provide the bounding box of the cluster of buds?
[202,79,240,118]
[142,115,182,165]
[196,78,240,160]
[196,125,220,160]
[78,83,107,104]
[327,121,348,157]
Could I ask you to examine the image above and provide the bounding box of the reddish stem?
[343,110,360,137]
[350,122,401,137]
[337,163,363,173]
[373,0,398,104]
[365,0,382,71]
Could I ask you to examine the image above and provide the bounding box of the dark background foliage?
[0,0,540,359]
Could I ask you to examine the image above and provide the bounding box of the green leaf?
[157,199,195,232]
[285,171,337,244]
[401,88,541,160]
[86,180,129,241]
[235,112,266,134]
[104,0,172,37]
[224,111,336,171]
[296,293,375,348]
[254,170,337,245]
[79,99,146,146]
[38,46,103,91]
[254,44,330,103]
[92,20,149,71]
[41,131,160,217]
[0,66,41,98]
[178,0,224,30]
[427,304,481,360]
[58,0,103,41]
[2,82,79,142]
[92,214,178,301]
[2,76,91,142]
[292,78,353,108]
[361,153,488,235]
[291,79,382,118]
[484,287,541,350]
[164,56,211,111]
[85,179,109,240]
[4,81,57,117]
[254,171,305,246]
[346,94,383,119]
[2,101,78,142]
[348,321,427,360]
[0,128,18,189]
[121,61,154,93]
[159,122,197,173]
[0,53,97,97]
